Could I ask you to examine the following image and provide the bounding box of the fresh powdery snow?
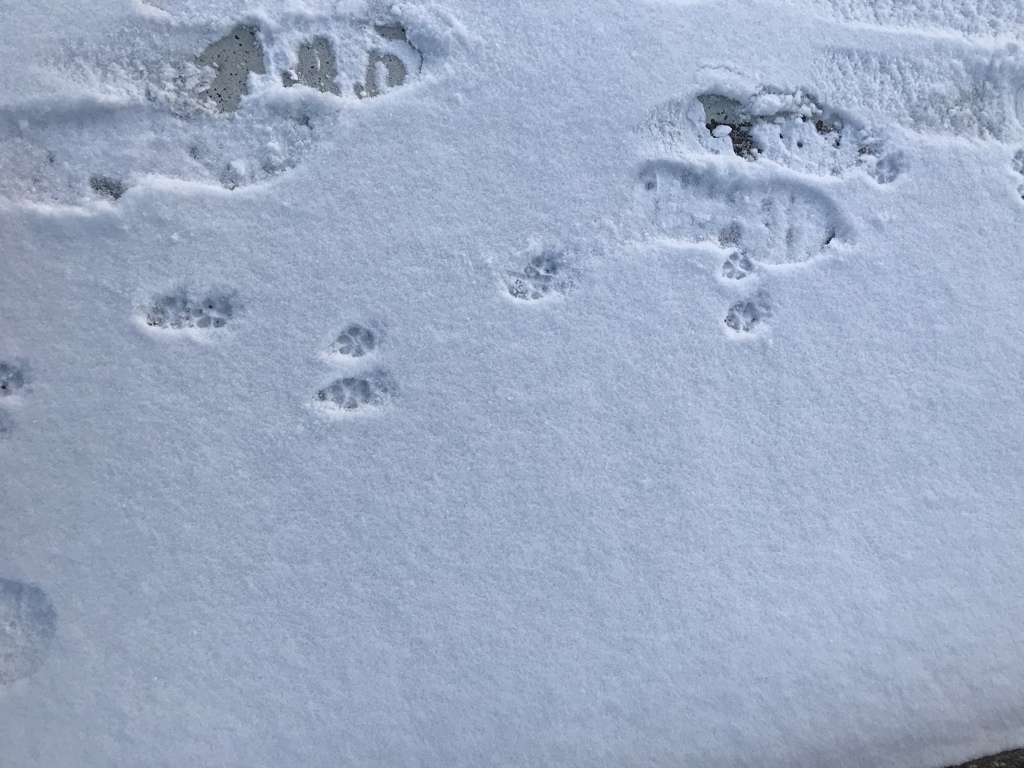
[2,0,1024,766]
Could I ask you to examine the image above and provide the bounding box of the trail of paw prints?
[715,242,773,336]
[0,578,57,686]
[504,248,573,302]
[141,289,235,335]
[634,81,862,336]
[313,322,394,417]
[0,7,453,206]
[635,162,833,335]
[0,361,27,436]
[642,87,902,183]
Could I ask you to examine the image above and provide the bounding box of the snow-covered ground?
[2,0,1024,765]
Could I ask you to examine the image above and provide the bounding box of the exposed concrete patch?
[356,52,407,98]
[195,24,266,112]
[282,36,340,95]
[697,93,758,160]
[374,23,409,41]
[353,23,420,98]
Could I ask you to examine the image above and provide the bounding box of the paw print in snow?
[721,251,754,280]
[724,296,770,334]
[0,362,26,435]
[506,250,569,301]
[0,363,25,397]
[329,324,378,358]
[315,370,393,413]
[314,323,394,416]
[145,290,234,331]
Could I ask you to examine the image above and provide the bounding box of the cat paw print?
[0,361,27,436]
[724,294,771,336]
[720,249,754,280]
[0,362,26,397]
[328,323,379,359]
[505,249,572,301]
[143,289,235,333]
[315,370,394,413]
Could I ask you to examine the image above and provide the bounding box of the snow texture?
[2,0,1024,766]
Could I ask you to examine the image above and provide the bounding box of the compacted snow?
[2,0,1024,766]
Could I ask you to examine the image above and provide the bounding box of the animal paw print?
[0,577,57,686]
[329,324,378,359]
[721,250,754,280]
[724,295,770,336]
[0,362,25,397]
[506,249,570,301]
[0,361,26,436]
[315,370,393,412]
[314,321,393,415]
[143,289,235,334]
